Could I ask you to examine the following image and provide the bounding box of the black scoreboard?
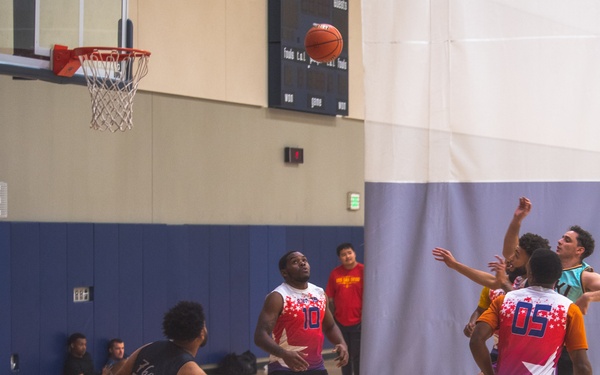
[268,0,349,116]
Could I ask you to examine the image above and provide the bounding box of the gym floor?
[256,357,343,374]
[204,352,344,374]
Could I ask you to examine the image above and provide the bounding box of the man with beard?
[106,301,208,375]
[255,251,349,374]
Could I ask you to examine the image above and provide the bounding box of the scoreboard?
[268,0,349,116]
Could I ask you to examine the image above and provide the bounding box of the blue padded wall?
[0,223,364,375]
[11,223,42,375]
[186,225,211,362]
[141,225,170,346]
[66,223,95,348]
[0,223,10,374]
[248,226,276,357]
[92,223,120,365]
[207,226,231,364]
[228,226,251,355]
[118,225,145,354]
[39,223,68,372]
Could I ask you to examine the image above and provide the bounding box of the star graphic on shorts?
[270,328,308,368]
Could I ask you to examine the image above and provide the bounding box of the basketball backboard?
[0,0,130,84]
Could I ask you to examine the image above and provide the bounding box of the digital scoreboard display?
[268,0,349,116]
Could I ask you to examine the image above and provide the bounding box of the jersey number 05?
[511,302,551,338]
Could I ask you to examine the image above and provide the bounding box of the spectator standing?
[326,243,363,375]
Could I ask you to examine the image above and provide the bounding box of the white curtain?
[362,1,600,373]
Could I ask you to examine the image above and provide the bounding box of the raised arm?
[502,197,531,260]
[432,248,500,289]
[254,292,310,372]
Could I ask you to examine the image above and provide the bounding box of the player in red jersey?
[255,251,348,374]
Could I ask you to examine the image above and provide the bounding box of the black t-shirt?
[64,352,94,375]
[132,340,194,375]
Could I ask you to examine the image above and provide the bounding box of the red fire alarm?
[284,147,304,164]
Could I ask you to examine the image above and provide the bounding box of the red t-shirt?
[325,263,364,326]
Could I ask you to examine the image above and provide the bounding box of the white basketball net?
[78,49,150,132]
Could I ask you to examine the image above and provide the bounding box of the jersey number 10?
[303,306,321,330]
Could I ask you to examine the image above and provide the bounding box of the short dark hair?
[162,301,206,342]
[519,233,550,258]
[570,225,595,259]
[336,243,354,257]
[279,251,296,270]
[67,333,86,346]
[107,338,123,351]
[529,249,562,285]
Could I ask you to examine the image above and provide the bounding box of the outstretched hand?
[488,255,506,274]
[489,255,510,290]
[514,197,532,221]
[432,247,459,269]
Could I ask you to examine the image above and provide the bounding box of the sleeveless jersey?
[132,340,195,375]
[478,286,588,375]
[268,282,327,373]
[555,262,592,302]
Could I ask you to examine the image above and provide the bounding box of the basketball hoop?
[56,47,150,132]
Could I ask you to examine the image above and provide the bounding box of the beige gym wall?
[0,1,364,226]
[130,0,363,119]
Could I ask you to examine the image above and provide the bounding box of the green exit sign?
[347,192,360,211]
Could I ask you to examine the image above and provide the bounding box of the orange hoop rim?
[73,47,151,61]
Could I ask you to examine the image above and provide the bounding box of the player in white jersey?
[254,251,348,374]
[470,249,591,375]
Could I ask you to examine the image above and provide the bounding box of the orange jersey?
[478,286,587,374]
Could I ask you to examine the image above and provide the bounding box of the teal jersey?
[555,261,593,302]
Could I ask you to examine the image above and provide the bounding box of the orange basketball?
[304,24,343,63]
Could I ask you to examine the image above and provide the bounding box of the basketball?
[304,24,343,63]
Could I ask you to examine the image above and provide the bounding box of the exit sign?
[347,192,360,211]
